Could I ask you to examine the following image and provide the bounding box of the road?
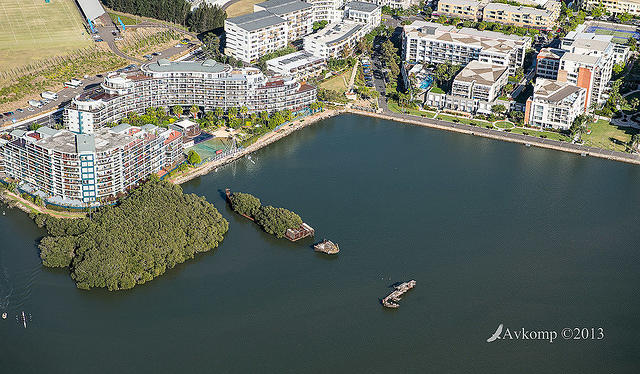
[1,25,200,129]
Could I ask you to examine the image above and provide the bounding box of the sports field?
[0,0,92,69]
[225,0,263,18]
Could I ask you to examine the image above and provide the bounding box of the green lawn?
[437,114,488,127]
[583,119,638,152]
[511,127,570,142]
[387,100,436,118]
[320,69,351,93]
[0,0,92,69]
[495,121,514,129]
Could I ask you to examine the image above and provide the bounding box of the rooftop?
[454,60,508,86]
[255,0,312,15]
[266,50,324,67]
[305,21,363,47]
[35,128,135,154]
[439,0,481,7]
[561,52,600,65]
[534,78,584,103]
[143,59,229,74]
[483,2,552,17]
[345,1,380,12]
[537,47,566,59]
[226,10,286,32]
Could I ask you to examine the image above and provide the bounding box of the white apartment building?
[303,20,366,58]
[266,50,327,79]
[451,61,508,102]
[344,1,382,34]
[377,0,420,10]
[563,22,631,65]
[65,60,316,131]
[254,0,314,41]
[224,11,288,63]
[306,0,345,22]
[525,78,587,130]
[402,21,531,75]
[424,61,510,115]
[537,37,615,107]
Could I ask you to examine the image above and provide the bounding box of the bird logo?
[486,324,504,343]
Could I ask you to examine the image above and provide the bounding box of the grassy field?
[438,114,488,127]
[108,12,139,25]
[387,100,436,118]
[0,0,92,69]
[320,69,352,92]
[583,119,638,152]
[511,127,570,142]
[226,0,263,18]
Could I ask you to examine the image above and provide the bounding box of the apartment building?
[344,1,382,34]
[402,21,530,74]
[536,48,565,79]
[580,0,640,16]
[537,37,614,106]
[303,21,366,58]
[451,61,508,102]
[254,0,314,41]
[563,22,631,64]
[524,78,587,130]
[306,0,345,22]
[436,0,483,20]
[266,50,327,79]
[65,60,316,131]
[0,125,183,204]
[224,11,288,63]
[378,0,420,9]
[482,3,556,30]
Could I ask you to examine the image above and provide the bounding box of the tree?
[202,32,221,59]
[613,62,625,75]
[172,105,183,117]
[629,133,640,152]
[570,114,590,139]
[590,3,607,18]
[381,40,398,64]
[313,20,328,31]
[35,179,229,290]
[205,111,216,125]
[618,12,632,24]
[34,196,45,207]
[491,104,507,115]
[239,106,248,119]
[228,107,238,120]
[215,107,224,119]
[187,149,201,165]
[190,104,200,119]
[230,192,261,217]
[187,3,226,33]
[254,205,303,238]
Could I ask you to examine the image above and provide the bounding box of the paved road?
[0,30,199,129]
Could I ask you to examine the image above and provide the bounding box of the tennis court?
[189,138,233,161]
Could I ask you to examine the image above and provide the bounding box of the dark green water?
[1,114,640,373]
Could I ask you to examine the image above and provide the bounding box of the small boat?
[314,239,339,254]
[1,312,6,319]
[21,311,26,328]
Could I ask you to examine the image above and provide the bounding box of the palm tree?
[172,105,183,117]
[239,106,248,120]
[190,105,200,119]
[228,107,238,120]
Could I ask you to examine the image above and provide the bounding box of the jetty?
[381,280,416,308]
[314,239,339,254]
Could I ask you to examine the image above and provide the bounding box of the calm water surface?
[1,114,640,373]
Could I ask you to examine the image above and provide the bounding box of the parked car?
[152,52,161,56]
[114,37,123,41]
[27,107,35,112]
[143,54,153,60]
[16,108,24,113]
[95,38,103,42]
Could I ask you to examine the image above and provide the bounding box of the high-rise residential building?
[451,61,509,102]
[402,21,531,75]
[254,0,314,41]
[306,0,345,22]
[303,21,366,58]
[266,50,327,79]
[65,60,316,131]
[343,1,382,34]
[224,10,289,63]
[0,125,183,204]
[524,78,587,130]
[536,36,615,107]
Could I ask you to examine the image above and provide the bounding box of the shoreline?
[171,106,640,185]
